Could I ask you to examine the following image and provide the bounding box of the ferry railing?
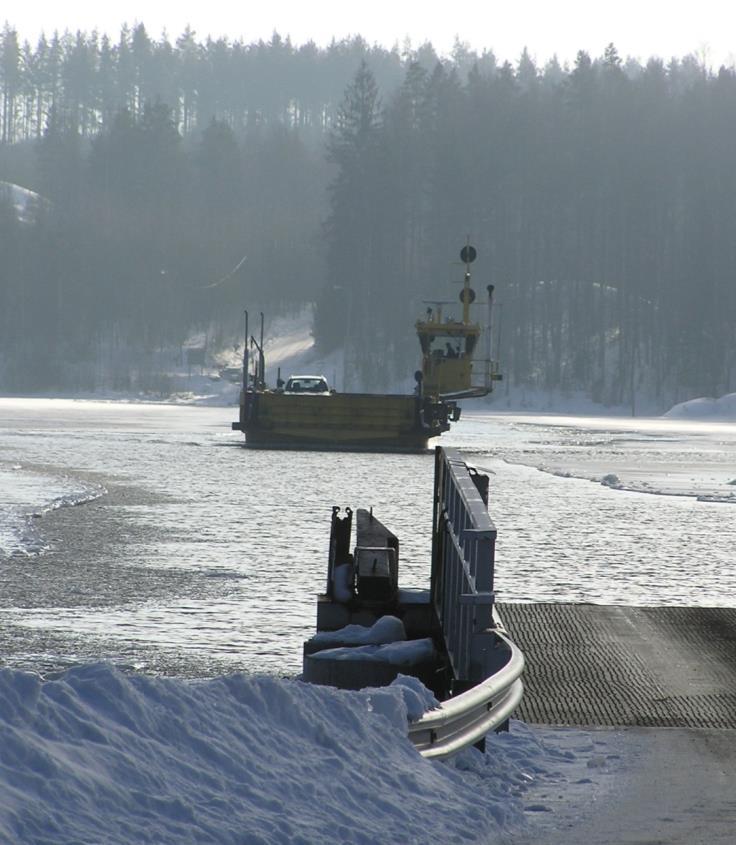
[410,446,524,759]
[431,447,497,685]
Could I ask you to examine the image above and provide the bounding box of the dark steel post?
[486,284,494,390]
[259,312,265,389]
[242,310,249,391]
[327,507,353,598]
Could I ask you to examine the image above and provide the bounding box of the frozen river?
[0,397,734,678]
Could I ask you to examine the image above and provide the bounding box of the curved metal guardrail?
[408,630,525,760]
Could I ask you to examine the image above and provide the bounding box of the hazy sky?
[5,0,736,67]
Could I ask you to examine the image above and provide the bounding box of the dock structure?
[498,602,736,729]
[304,448,517,699]
[302,447,525,758]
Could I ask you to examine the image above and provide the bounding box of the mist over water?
[1,399,734,678]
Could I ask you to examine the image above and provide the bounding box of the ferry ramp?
[497,602,736,728]
[498,602,736,844]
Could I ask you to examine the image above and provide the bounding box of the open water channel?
[0,398,734,678]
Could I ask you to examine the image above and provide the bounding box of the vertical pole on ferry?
[462,238,472,325]
[243,310,249,391]
[259,312,265,389]
[486,285,494,392]
[459,238,477,325]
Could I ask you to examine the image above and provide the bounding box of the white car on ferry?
[282,375,332,395]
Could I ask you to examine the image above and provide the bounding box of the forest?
[0,22,735,409]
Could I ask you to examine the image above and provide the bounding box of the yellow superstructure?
[415,243,500,399]
[416,311,481,397]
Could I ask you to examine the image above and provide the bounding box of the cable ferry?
[232,245,501,451]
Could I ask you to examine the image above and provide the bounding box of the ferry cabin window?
[419,332,477,359]
[427,336,463,359]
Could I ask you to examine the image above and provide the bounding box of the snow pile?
[664,392,736,420]
[389,674,440,721]
[310,615,407,647]
[312,638,436,667]
[0,662,601,844]
[309,617,434,669]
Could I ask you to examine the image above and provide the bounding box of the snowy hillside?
[0,181,49,224]
[259,309,345,390]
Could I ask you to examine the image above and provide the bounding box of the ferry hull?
[232,391,454,452]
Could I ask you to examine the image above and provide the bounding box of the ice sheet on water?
[0,465,102,558]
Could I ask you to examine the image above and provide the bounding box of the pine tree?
[316,60,382,364]
[1,25,21,143]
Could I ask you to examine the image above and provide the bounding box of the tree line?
[0,22,441,144]
[0,24,734,408]
[0,102,327,391]
[320,46,736,407]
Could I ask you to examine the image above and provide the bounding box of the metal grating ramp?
[497,603,736,728]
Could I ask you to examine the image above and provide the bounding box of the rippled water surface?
[1,398,734,677]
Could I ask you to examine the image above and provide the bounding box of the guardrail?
[410,446,524,759]
[408,629,525,759]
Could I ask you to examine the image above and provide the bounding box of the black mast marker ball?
[460,245,477,264]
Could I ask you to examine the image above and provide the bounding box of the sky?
[5,0,736,68]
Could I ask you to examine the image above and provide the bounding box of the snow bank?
[664,392,736,420]
[389,674,440,721]
[312,638,436,667]
[310,615,407,647]
[0,663,611,845]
